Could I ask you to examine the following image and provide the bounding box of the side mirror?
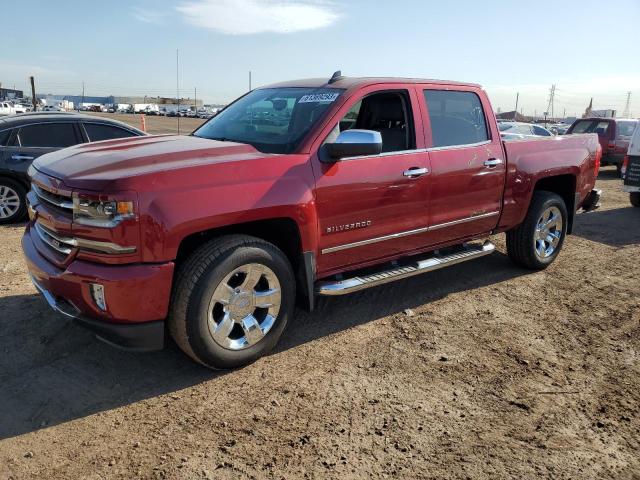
[325,129,383,160]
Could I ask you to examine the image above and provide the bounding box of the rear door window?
[84,123,138,142]
[423,90,489,147]
[17,123,78,147]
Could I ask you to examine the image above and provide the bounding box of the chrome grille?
[34,222,75,255]
[32,183,73,210]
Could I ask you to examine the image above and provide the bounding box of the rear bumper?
[22,225,173,351]
[581,189,602,212]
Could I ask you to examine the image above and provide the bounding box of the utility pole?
[30,76,37,111]
[514,92,519,121]
[176,48,180,135]
[194,87,197,112]
[546,84,556,122]
[249,71,252,91]
[623,91,632,118]
[81,81,85,109]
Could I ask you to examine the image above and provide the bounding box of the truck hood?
[33,135,266,190]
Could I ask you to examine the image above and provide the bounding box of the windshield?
[193,87,344,154]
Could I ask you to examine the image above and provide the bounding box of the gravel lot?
[0,166,638,479]
[84,112,206,135]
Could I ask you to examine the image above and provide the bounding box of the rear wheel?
[506,191,568,270]
[169,235,295,369]
[631,192,640,208]
[0,178,26,224]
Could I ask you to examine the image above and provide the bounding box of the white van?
[622,123,640,207]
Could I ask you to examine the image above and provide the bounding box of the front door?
[418,88,505,245]
[310,86,432,275]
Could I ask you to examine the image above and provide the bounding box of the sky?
[2,0,639,117]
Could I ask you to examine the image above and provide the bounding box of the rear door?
[1,122,81,178]
[418,87,505,246]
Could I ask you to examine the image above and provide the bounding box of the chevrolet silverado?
[22,73,602,368]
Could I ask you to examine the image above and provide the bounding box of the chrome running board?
[316,241,495,296]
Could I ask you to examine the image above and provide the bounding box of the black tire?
[506,191,568,270]
[631,192,640,208]
[616,164,623,178]
[168,234,295,369]
[0,178,27,224]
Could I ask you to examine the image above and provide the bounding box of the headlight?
[72,193,135,228]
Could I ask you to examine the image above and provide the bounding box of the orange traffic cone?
[140,114,146,133]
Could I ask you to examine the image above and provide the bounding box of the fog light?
[90,283,106,311]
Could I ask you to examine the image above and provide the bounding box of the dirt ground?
[0,167,638,480]
[84,112,206,135]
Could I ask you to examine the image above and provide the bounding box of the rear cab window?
[423,90,489,147]
[570,120,610,135]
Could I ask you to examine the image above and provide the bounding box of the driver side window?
[326,91,415,153]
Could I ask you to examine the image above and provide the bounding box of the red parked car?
[22,74,602,368]
[567,117,638,175]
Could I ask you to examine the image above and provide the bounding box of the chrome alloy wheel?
[0,185,21,219]
[534,206,563,259]
[207,263,281,351]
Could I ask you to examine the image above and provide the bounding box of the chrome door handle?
[11,154,35,161]
[403,167,429,177]
[484,158,503,167]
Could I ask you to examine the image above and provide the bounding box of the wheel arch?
[533,174,577,234]
[174,217,315,311]
[0,171,30,192]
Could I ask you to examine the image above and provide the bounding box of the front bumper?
[22,225,174,351]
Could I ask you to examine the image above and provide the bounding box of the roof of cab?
[262,76,481,90]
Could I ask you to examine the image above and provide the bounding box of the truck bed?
[497,134,600,231]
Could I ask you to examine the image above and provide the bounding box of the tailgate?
[624,155,640,188]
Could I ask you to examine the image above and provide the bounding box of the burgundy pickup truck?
[22,74,602,369]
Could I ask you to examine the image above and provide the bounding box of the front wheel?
[506,191,568,270]
[169,235,295,369]
[631,192,640,208]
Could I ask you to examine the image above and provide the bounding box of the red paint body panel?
[23,225,174,322]
[21,78,600,327]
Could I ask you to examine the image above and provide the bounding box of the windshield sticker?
[298,93,340,104]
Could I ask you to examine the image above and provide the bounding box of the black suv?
[0,113,145,223]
